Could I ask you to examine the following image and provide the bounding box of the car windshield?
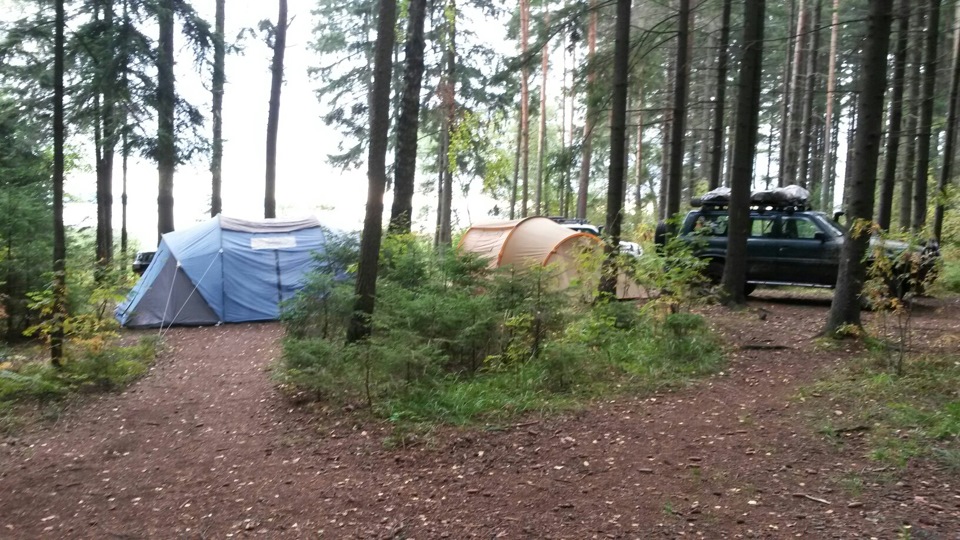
[814,213,845,236]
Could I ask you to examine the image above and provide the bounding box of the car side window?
[693,214,728,236]
[750,217,776,237]
[781,217,821,239]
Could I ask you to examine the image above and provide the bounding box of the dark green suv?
[658,187,939,295]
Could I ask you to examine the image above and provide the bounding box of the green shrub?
[935,255,960,294]
[277,232,726,428]
[0,337,157,411]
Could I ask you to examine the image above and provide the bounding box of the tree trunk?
[899,3,923,231]
[599,0,631,297]
[535,9,550,215]
[666,0,691,223]
[933,0,960,240]
[265,0,287,219]
[157,0,175,241]
[95,2,116,273]
[783,0,808,187]
[211,0,225,217]
[842,97,857,206]
[510,118,521,219]
[824,0,894,334]
[576,0,597,220]
[121,130,129,255]
[388,0,427,234]
[820,0,840,210]
[709,0,732,191]
[559,35,569,217]
[913,0,941,233]
[877,0,909,231]
[659,107,671,219]
[721,0,766,305]
[778,0,797,183]
[798,0,822,188]
[436,0,456,246]
[52,0,66,366]
[346,0,396,343]
[520,0,531,217]
[635,106,645,215]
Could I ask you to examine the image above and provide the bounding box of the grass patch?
[932,254,960,295]
[805,353,960,468]
[273,298,725,436]
[0,336,159,429]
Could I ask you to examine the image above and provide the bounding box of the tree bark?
[599,0,631,297]
[709,0,732,191]
[778,0,797,183]
[635,105,645,215]
[666,0,690,223]
[388,0,427,234]
[824,0,894,334]
[520,0,531,217]
[798,0,822,189]
[211,0,225,217]
[576,0,597,220]
[157,0,176,240]
[535,9,550,215]
[721,0,766,305]
[877,0,909,231]
[783,0,808,187]
[436,0,456,246]
[52,0,66,366]
[659,106,672,219]
[510,118,521,219]
[899,3,923,231]
[913,0,941,233]
[933,0,960,240]
[121,130,129,255]
[265,0,287,219]
[95,1,116,273]
[820,0,840,210]
[346,0,396,343]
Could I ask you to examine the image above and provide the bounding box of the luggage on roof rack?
[692,185,811,210]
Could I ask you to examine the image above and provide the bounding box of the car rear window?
[750,217,776,237]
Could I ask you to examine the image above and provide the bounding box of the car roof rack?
[691,186,811,213]
[547,216,592,225]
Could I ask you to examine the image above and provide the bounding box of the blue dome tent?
[116,215,329,328]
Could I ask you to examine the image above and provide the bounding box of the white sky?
[6,0,846,250]
[56,0,497,249]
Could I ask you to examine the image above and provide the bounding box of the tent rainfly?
[116,215,329,328]
[458,216,642,298]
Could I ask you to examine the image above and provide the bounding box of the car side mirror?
[814,232,826,243]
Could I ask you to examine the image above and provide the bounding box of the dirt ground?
[1,292,959,539]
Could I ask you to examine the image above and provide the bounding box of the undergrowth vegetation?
[805,353,960,470]
[276,233,724,430]
[1,259,160,433]
[0,336,159,433]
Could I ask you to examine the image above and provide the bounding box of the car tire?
[706,259,724,284]
[654,221,668,253]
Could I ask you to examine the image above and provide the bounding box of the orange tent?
[458,217,642,299]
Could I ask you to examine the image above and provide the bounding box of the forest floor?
[1,291,959,539]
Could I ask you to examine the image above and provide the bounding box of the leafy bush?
[0,337,158,412]
[280,228,359,340]
[277,233,725,428]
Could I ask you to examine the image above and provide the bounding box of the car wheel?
[706,259,724,284]
[744,283,756,296]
